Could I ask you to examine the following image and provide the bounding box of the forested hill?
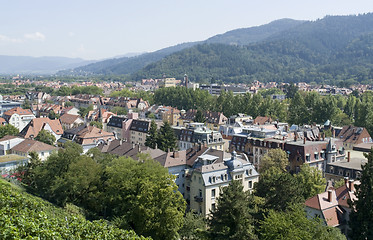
[65,18,304,75]
[130,13,373,85]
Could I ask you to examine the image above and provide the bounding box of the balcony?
[194,196,203,202]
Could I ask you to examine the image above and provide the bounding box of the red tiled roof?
[4,107,33,116]
[20,118,63,139]
[11,139,57,153]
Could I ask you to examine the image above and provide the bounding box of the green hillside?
[0,179,148,239]
[130,13,373,84]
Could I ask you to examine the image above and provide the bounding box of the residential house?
[305,179,358,237]
[187,151,259,216]
[160,106,181,126]
[20,117,64,141]
[129,119,150,146]
[0,135,25,155]
[3,107,35,131]
[11,139,57,161]
[174,123,225,151]
[60,125,115,152]
[60,106,80,116]
[179,109,227,130]
[59,113,84,130]
[335,125,372,150]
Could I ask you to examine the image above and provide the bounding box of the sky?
[1,0,373,60]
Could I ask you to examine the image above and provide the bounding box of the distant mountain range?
[5,13,373,85]
[0,56,95,74]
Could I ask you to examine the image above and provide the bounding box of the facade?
[0,135,25,156]
[186,151,259,216]
[0,96,21,116]
[3,107,35,131]
[11,139,57,161]
[129,119,150,146]
[335,125,372,150]
[59,113,84,130]
[20,117,64,141]
[174,123,224,151]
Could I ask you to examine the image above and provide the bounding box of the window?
[211,203,216,212]
[199,189,202,197]
[314,152,319,160]
[306,154,310,162]
[211,189,216,198]
[248,181,253,189]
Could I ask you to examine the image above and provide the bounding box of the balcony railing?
[194,196,203,202]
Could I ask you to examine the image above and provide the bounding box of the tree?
[105,154,186,240]
[111,106,128,115]
[78,105,93,118]
[255,168,304,211]
[208,180,257,240]
[22,99,32,109]
[194,109,206,123]
[349,149,373,239]
[179,211,207,240]
[35,129,56,145]
[48,110,59,120]
[145,120,158,149]
[0,124,19,138]
[260,205,346,240]
[90,121,103,129]
[288,91,308,125]
[259,149,289,174]
[157,121,177,151]
[284,83,298,99]
[295,164,326,200]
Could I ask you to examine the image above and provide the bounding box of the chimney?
[348,180,354,192]
[155,143,158,149]
[344,177,349,185]
[119,139,122,145]
[303,137,306,144]
[332,129,335,138]
[347,151,351,162]
[173,151,179,158]
[327,189,333,202]
[132,143,135,149]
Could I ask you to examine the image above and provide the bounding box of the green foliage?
[35,129,56,145]
[260,205,346,240]
[111,106,128,115]
[21,99,31,110]
[255,168,304,212]
[194,109,206,123]
[78,104,93,118]
[145,120,158,149]
[179,211,207,240]
[48,110,59,120]
[22,142,185,240]
[349,149,373,239]
[89,121,103,129]
[209,180,257,240]
[157,121,178,151]
[0,124,19,139]
[259,149,289,174]
[295,164,326,200]
[64,101,74,107]
[0,179,148,239]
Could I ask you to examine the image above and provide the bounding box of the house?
[160,106,181,126]
[60,125,115,153]
[335,125,372,150]
[186,151,259,216]
[174,123,225,151]
[179,109,228,130]
[60,106,80,116]
[59,113,84,130]
[129,119,150,146]
[253,116,272,125]
[0,135,25,155]
[0,154,28,175]
[20,118,64,141]
[305,179,359,237]
[0,95,21,116]
[11,139,58,161]
[3,107,35,131]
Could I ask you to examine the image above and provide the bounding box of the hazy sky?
[1,0,373,60]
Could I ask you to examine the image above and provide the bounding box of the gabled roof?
[336,125,371,144]
[0,135,24,142]
[11,139,57,153]
[20,118,63,139]
[4,107,34,116]
[59,113,82,125]
[154,150,187,168]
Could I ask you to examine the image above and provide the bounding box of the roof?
[11,139,57,153]
[336,125,371,144]
[253,116,272,125]
[59,113,82,125]
[0,154,28,163]
[130,119,150,133]
[0,135,22,142]
[4,107,33,116]
[20,118,63,139]
[154,150,187,168]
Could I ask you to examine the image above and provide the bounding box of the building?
[20,118,64,141]
[174,123,224,151]
[129,119,150,146]
[60,125,115,153]
[59,113,84,130]
[0,95,21,116]
[335,125,372,150]
[0,154,28,175]
[186,151,259,216]
[305,179,359,237]
[0,135,25,155]
[11,139,58,161]
[3,107,35,131]
[160,106,181,126]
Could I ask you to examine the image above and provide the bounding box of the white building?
[3,107,35,131]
